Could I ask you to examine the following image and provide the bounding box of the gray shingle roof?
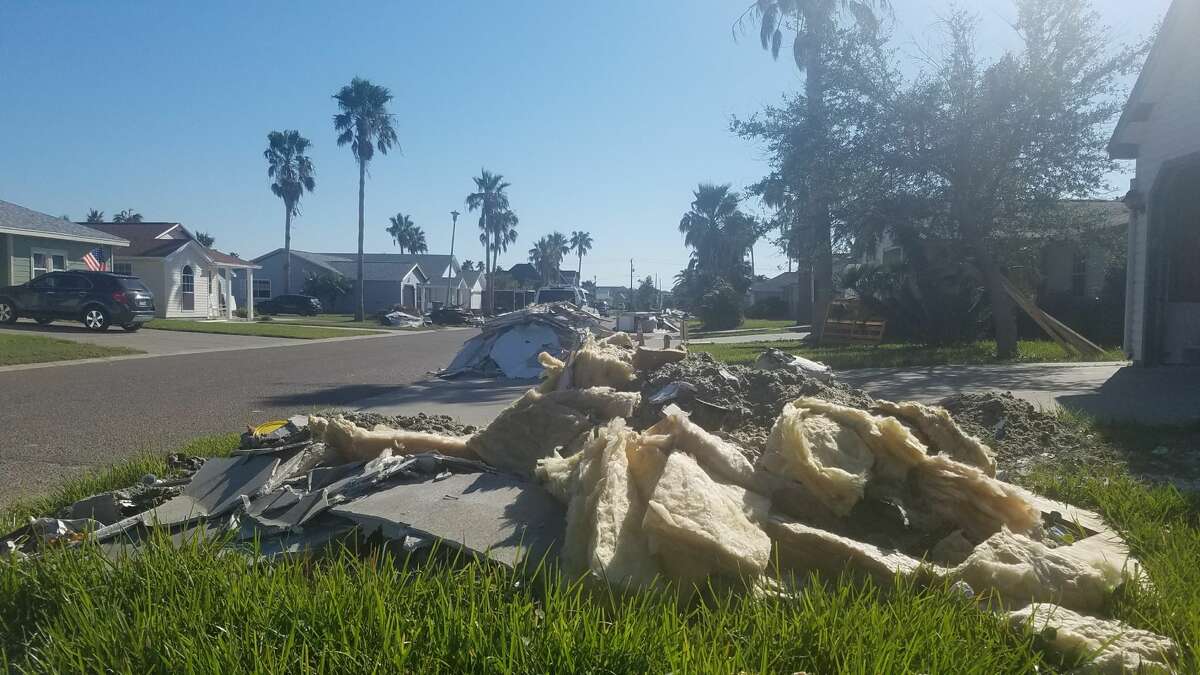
[255,249,455,281]
[0,199,129,245]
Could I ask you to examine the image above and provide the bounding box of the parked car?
[0,271,156,331]
[429,305,479,326]
[255,294,322,316]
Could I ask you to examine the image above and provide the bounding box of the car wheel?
[82,307,110,331]
[0,300,16,324]
[35,317,54,326]
[122,323,142,332]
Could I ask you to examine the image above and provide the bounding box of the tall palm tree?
[569,230,593,281]
[678,183,743,273]
[112,209,142,223]
[265,130,316,294]
[387,213,416,253]
[738,0,889,337]
[333,77,399,321]
[409,226,428,254]
[85,209,104,223]
[465,169,516,313]
[528,236,559,284]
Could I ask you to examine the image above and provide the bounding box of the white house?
[461,269,485,310]
[88,222,259,319]
[1108,0,1200,364]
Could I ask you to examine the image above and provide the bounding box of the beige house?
[88,222,259,319]
[1109,0,1200,364]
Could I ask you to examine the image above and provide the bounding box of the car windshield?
[117,278,150,292]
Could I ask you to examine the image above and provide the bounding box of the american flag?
[82,247,108,272]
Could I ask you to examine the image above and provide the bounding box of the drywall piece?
[468,391,591,474]
[875,400,997,476]
[767,516,929,586]
[646,406,757,490]
[310,415,476,464]
[1008,604,1177,674]
[754,348,831,377]
[64,492,127,525]
[632,345,688,372]
[764,402,875,516]
[640,451,772,581]
[952,527,1131,615]
[143,455,280,525]
[329,471,565,568]
[491,323,562,379]
[241,487,331,535]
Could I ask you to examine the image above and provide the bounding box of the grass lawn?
[269,313,435,331]
[693,339,1127,369]
[2,424,1195,672]
[144,319,380,339]
[686,318,797,336]
[0,333,143,366]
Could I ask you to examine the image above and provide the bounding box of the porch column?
[246,268,255,320]
[225,268,233,320]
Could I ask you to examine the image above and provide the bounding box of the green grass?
[269,313,435,331]
[693,339,1126,369]
[686,318,797,336]
[0,333,143,366]
[3,424,1195,672]
[144,319,380,339]
[1,434,239,531]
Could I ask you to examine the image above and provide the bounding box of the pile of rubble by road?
[1,335,1178,673]
[440,302,611,379]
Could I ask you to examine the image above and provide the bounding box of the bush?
[843,261,987,345]
[746,296,788,319]
[234,308,247,319]
[697,280,744,331]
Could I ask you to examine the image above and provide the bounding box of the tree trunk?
[283,203,293,295]
[577,253,582,281]
[483,225,492,316]
[804,23,834,337]
[355,160,366,322]
[975,242,1019,359]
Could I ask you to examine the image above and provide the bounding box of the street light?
[447,210,460,306]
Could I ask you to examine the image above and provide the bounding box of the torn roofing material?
[440,302,611,379]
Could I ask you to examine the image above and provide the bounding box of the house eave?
[0,225,128,247]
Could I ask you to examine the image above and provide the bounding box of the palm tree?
[528,236,559,284]
[738,0,889,338]
[85,209,104,223]
[547,231,569,278]
[387,213,416,253]
[195,231,215,247]
[409,227,428,254]
[112,209,142,223]
[265,130,316,294]
[333,77,399,321]
[466,169,516,313]
[678,183,743,272]
[569,230,593,281]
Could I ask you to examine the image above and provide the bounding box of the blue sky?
[0,0,1168,286]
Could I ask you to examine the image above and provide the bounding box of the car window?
[56,274,92,291]
[117,277,150,292]
[28,274,59,290]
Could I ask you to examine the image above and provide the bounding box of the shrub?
[842,261,987,345]
[746,296,788,319]
[234,308,247,319]
[697,280,744,331]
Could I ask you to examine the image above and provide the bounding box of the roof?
[0,199,129,246]
[751,271,803,293]
[254,249,456,280]
[1109,0,1195,159]
[462,270,484,288]
[86,222,258,268]
[507,263,541,283]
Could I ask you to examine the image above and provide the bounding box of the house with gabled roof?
[86,221,259,319]
[0,199,128,286]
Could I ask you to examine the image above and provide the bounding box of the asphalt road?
[0,329,470,507]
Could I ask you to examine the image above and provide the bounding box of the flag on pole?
[82,247,108,271]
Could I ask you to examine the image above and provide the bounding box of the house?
[242,249,468,314]
[87,222,259,319]
[461,269,485,311]
[506,263,542,287]
[0,199,128,286]
[748,271,813,322]
[592,285,627,304]
[1108,0,1200,364]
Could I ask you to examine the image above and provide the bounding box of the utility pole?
[446,210,459,306]
[629,259,635,311]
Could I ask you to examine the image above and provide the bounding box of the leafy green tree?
[466,170,518,313]
[635,275,658,311]
[303,272,351,312]
[265,129,316,294]
[85,209,104,223]
[334,77,399,321]
[737,0,891,338]
[569,230,593,281]
[195,231,215,247]
[112,209,142,223]
[890,2,1141,357]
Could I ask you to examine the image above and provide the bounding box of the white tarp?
[490,324,562,379]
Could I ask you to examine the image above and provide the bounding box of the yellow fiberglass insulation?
[910,456,1041,540]
[537,352,567,392]
[644,405,757,490]
[569,335,637,389]
[764,402,876,517]
[1007,605,1177,675]
[541,387,641,420]
[875,399,997,476]
[308,414,477,463]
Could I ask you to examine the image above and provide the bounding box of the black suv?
[0,271,156,331]
[256,294,322,316]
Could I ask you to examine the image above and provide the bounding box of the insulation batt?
[1008,604,1178,674]
[767,516,928,586]
[308,415,476,463]
[645,405,757,490]
[764,402,875,517]
[953,527,1131,615]
[875,400,997,476]
[566,335,637,389]
[632,345,688,371]
[911,456,1041,541]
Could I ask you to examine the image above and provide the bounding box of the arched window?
[181,265,195,310]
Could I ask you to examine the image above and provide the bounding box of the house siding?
[8,235,115,284]
[161,247,217,319]
[236,252,332,307]
[0,234,8,286]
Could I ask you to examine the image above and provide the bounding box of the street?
[0,329,470,507]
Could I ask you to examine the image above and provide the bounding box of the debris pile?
[1,335,1178,672]
[441,302,611,379]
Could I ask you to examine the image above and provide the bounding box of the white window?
[253,279,272,300]
[181,266,195,295]
[113,262,132,276]
[31,249,67,278]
